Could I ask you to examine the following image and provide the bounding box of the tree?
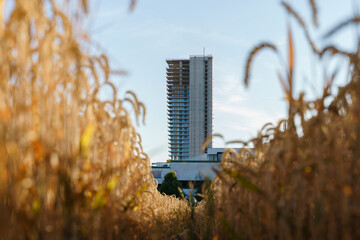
[159,171,184,199]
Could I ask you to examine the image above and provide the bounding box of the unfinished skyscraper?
[166,55,213,161]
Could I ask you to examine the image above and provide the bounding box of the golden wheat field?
[1,0,360,239]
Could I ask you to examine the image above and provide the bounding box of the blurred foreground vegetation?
[1,0,360,239]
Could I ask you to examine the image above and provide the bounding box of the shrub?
[159,171,184,199]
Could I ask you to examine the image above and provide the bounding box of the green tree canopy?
[159,171,184,199]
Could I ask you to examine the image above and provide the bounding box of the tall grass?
[2,0,360,239]
[0,1,190,239]
[201,1,360,239]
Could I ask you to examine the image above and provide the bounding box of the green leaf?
[91,190,107,210]
[107,177,118,192]
[224,169,264,194]
[32,198,41,215]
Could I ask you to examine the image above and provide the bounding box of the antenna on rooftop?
[203,47,205,56]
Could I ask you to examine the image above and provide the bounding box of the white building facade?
[151,148,241,192]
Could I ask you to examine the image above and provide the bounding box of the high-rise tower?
[166,55,213,161]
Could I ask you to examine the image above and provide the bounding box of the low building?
[151,148,243,195]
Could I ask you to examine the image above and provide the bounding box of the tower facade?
[167,55,213,161]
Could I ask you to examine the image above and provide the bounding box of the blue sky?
[88,0,355,163]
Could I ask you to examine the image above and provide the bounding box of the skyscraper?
[166,55,213,161]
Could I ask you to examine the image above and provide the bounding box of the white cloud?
[215,103,281,123]
[207,32,252,48]
[96,6,128,18]
[213,69,285,144]
[215,71,247,101]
